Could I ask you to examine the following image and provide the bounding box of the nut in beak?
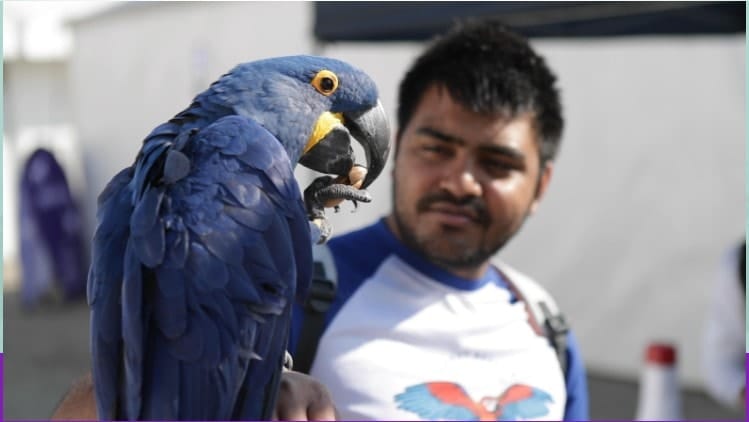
[324,165,368,208]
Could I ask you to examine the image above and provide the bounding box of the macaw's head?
[211,55,391,190]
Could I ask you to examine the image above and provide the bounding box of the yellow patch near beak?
[304,112,344,154]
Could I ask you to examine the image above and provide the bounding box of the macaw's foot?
[304,172,372,218]
[304,166,372,244]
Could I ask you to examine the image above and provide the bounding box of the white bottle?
[635,342,682,421]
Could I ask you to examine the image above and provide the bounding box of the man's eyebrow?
[481,144,526,161]
[416,127,465,145]
[418,127,526,161]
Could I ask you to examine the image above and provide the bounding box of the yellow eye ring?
[311,70,339,96]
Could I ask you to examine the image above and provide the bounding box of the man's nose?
[439,159,482,198]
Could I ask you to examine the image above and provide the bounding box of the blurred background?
[3,1,745,420]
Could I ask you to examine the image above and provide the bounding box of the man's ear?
[393,129,402,155]
[529,161,554,215]
[390,129,402,177]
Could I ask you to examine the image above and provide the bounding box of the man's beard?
[392,190,519,271]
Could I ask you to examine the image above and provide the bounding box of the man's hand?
[51,370,336,421]
[51,373,97,420]
[739,385,745,409]
[273,370,338,421]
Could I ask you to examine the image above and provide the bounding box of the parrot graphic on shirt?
[395,382,553,421]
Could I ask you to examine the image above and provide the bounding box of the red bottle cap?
[645,343,677,365]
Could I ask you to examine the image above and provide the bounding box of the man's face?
[388,84,552,277]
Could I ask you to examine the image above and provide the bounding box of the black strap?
[538,301,569,376]
[495,265,569,377]
[738,241,745,293]
[294,261,337,374]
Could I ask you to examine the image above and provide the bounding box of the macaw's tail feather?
[90,305,121,420]
[89,170,134,420]
[231,311,291,420]
[122,238,145,419]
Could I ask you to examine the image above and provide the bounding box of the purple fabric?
[19,149,87,306]
[0,353,4,417]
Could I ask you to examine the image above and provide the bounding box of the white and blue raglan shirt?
[290,219,589,421]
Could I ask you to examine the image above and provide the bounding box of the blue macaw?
[88,55,390,420]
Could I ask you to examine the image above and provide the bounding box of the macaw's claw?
[304,175,372,221]
[317,183,372,206]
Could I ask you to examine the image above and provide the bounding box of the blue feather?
[199,216,244,267]
[220,173,266,208]
[222,141,248,156]
[225,264,262,304]
[130,186,164,236]
[196,312,222,367]
[186,242,229,291]
[122,242,145,419]
[131,223,166,269]
[223,205,273,232]
[163,149,192,184]
[132,141,170,199]
[154,267,187,339]
[140,332,180,419]
[162,224,190,269]
[206,292,239,346]
[235,142,274,170]
[167,311,205,363]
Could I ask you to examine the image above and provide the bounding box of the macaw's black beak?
[344,101,391,189]
[300,101,391,189]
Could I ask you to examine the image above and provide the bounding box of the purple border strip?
[1,353,4,421]
[745,354,748,421]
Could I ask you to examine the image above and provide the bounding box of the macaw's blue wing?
[88,115,312,420]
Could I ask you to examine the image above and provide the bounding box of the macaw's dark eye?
[320,77,335,92]
[311,70,339,96]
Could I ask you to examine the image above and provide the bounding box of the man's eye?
[423,145,449,155]
[483,159,507,168]
[482,159,516,174]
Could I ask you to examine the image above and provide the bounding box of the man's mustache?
[416,192,491,226]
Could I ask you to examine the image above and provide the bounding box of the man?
[288,17,588,421]
[52,17,587,421]
[702,239,745,411]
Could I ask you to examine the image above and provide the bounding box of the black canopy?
[314,1,744,42]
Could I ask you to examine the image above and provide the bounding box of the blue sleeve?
[563,330,589,421]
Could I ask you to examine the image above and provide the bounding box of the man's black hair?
[397,17,563,164]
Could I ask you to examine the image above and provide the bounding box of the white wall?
[66,2,744,387]
[511,36,744,387]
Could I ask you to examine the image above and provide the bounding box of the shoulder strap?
[294,243,338,374]
[738,241,745,292]
[494,262,569,377]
